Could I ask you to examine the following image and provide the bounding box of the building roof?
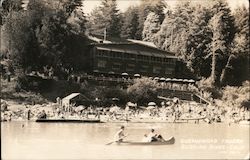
[87,34,177,59]
[127,39,157,48]
[62,93,81,100]
[93,43,176,58]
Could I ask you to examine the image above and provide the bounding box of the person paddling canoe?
[114,125,127,142]
[148,129,165,142]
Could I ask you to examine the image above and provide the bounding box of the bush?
[15,74,29,92]
[197,77,222,99]
[87,86,128,107]
[127,77,159,105]
[221,81,250,109]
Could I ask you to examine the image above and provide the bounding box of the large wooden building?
[87,42,178,78]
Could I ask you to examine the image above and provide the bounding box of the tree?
[1,0,23,13]
[208,0,235,86]
[87,0,121,38]
[35,0,87,71]
[186,5,213,78]
[226,5,249,85]
[155,11,173,50]
[2,0,87,78]
[142,12,160,42]
[3,11,33,72]
[156,1,195,58]
[64,0,86,35]
[137,0,166,39]
[120,6,140,39]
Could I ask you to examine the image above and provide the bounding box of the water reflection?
[1,122,249,159]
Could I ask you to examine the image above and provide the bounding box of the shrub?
[15,74,29,91]
[197,77,222,99]
[127,77,159,105]
[221,81,250,109]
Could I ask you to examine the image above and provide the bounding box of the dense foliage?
[1,0,87,76]
[127,77,159,105]
[120,6,140,39]
[86,0,121,38]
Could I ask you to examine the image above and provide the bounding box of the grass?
[1,77,82,105]
[1,79,48,105]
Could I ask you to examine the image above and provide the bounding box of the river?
[1,122,249,159]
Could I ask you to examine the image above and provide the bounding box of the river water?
[1,122,249,160]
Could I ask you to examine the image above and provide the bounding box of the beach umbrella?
[165,78,171,82]
[96,107,103,111]
[188,79,195,83]
[159,77,166,81]
[176,79,183,82]
[148,102,156,106]
[154,77,159,80]
[121,73,128,76]
[112,97,119,101]
[172,78,178,81]
[146,106,156,110]
[166,101,171,105]
[108,71,115,74]
[134,74,141,77]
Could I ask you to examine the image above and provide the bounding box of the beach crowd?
[1,99,249,124]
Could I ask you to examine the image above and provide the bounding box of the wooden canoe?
[117,136,175,145]
[35,119,103,123]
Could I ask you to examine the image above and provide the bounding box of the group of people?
[114,126,165,143]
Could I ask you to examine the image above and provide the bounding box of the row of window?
[94,50,176,64]
[96,60,174,74]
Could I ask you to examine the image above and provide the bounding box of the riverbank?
[1,99,249,124]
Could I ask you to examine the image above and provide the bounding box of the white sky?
[83,0,249,14]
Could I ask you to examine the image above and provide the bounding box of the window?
[144,56,149,61]
[153,66,161,74]
[124,53,129,59]
[127,54,136,60]
[97,60,107,68]
[138,55,143,61]
[112,62,121,70]
[116,52,122,58]
[126,63,135,71]
[140,65,149,73]
[151,57,155,62]
[157,57,162,62]
[165,68,174,74]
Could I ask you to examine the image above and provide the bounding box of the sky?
[83,0,249,14]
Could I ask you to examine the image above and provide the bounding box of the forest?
[0,0,249,89]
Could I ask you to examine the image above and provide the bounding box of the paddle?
[106,135,128,145]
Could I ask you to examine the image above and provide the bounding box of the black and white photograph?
[0,0,249,159]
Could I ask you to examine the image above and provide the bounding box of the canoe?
[117,136,175,145]
[35,119,103,123]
